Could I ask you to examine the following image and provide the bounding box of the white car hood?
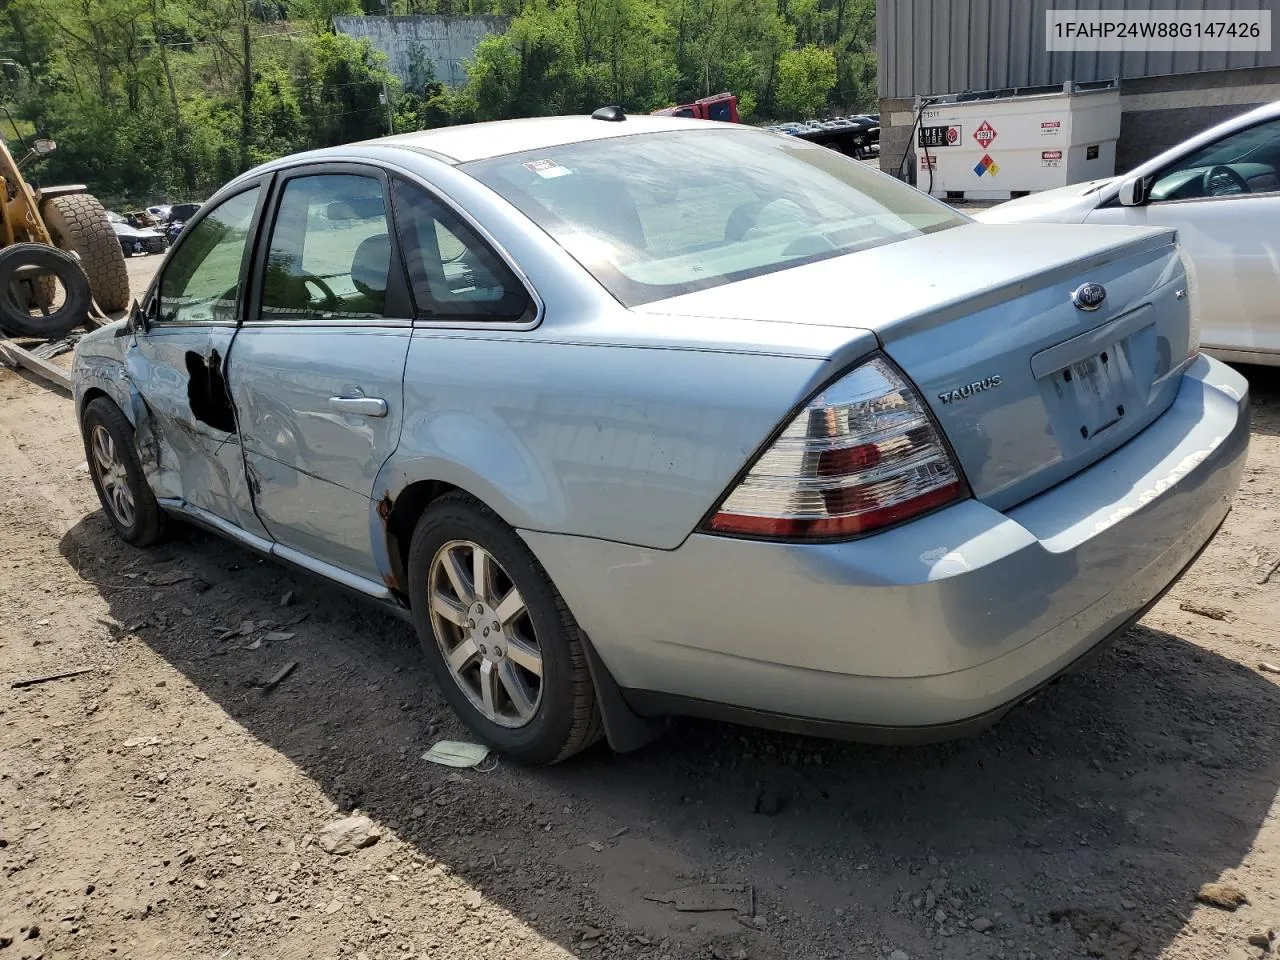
[974,179,1112,224]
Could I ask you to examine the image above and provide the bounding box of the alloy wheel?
[426,539,544,728]
[90,423,136,529]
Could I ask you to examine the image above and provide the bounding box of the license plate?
[1058,348,1127,440]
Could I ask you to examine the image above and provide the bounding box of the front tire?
[81,397,165,545]
[407,493,602,764]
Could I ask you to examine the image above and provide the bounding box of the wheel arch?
[374,468,665,754]
[78,385,113,421]
[74,358,136,426]
[371,463,535,599]
[377,477,464,601]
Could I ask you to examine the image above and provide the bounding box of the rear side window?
[705,101,733,122]
[391,179,532,323]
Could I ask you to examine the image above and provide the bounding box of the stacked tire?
[0,242,92,338]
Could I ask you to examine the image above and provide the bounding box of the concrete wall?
[1115,65,1280,170]
[878,97,917,178]
[334,15,511,89]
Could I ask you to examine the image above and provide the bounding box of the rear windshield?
[464,127,965,306]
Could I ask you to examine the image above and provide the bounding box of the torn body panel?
[121,324,268,539]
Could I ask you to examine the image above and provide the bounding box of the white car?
[978,101,1280,366]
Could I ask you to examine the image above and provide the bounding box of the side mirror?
[32,138,56,156]
[126,299,146,334]
[1118,175,1147,207]
[128,297,158,334]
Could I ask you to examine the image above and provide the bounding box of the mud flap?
[580,634,668,753]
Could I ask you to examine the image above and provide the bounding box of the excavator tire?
[41,193,130,312]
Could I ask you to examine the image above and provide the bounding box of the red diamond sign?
[973,120,997,149]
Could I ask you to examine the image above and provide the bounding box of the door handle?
[329,396,388,418]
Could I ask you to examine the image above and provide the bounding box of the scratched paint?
[1091,438,1222,536]
[919,546,973,577]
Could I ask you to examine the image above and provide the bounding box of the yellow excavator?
[0,132,129,339]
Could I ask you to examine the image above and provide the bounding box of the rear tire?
[42,194,130,312]
[81,397,166,546]
[407,493,602,764]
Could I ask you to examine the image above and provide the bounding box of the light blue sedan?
[72,112,1249,763]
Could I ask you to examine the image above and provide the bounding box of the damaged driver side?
[120,183,268,537]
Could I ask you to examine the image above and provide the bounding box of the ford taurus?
[72,112,1249,763]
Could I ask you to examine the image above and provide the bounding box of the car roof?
[370,113,732,164]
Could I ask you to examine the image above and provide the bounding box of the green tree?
[0,0,875,207]
[774,43,833,118]
[458,32,523,119]
[292,32,398,145]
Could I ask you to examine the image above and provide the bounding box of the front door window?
[158,187,260,325]
[1149,118,1280,201]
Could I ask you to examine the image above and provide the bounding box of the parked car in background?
[167,202,201,222]
[146,204,171,222]
[127,210,160,229]
[105,211,166,256]
[73,113,1247,763]
[978,100,1280,366]
[163,201,202,245]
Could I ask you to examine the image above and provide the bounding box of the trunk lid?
[637,222,1193,511]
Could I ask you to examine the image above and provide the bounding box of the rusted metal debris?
[0,334,72,390]
[0,298,110,393]
[11,667,95,689]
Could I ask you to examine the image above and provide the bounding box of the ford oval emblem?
[1072,282,1107,311]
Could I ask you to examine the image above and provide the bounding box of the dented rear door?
[225,166,411,582]
[124,183,268,537]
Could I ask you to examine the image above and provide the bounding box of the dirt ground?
[6,253,1280,960]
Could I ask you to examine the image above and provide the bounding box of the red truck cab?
[651,92,739,123]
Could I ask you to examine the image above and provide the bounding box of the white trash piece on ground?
[422,740,491,768]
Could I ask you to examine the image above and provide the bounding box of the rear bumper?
[522,355,1249,735]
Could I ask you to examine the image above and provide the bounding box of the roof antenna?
[591,105,626,122]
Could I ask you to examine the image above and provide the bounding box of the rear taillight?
[704,354,965,540]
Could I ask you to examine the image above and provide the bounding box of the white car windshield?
[465,127,965,306]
